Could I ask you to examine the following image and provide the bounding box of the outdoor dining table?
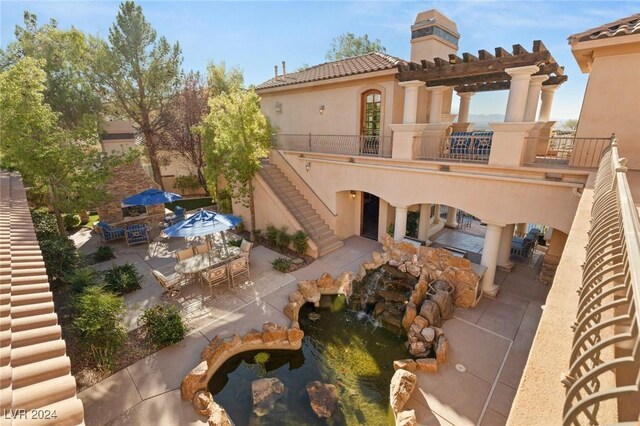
[174,246,242,286]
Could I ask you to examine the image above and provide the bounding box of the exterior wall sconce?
[275,101,282,113]
[305,162,311,172]
[350,190,356,200]
[319,105,325,115]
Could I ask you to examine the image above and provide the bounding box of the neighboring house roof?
[256,52,407,90]
[568,13,640,44]
[0,172,84,425]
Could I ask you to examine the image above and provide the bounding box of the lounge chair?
[95,221,125,243]
[511,229,540,260]
[125,224,150,246]
[201,264,229,295]
[228,255,250,288]
[151,269,185,299]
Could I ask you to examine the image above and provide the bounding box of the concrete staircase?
[259,161,343,256]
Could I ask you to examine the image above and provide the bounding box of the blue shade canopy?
[163,210,242,238]
[122,188,182,206]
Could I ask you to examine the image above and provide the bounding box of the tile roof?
[256,52,407,90]
[568,13,640,44]
[0,172,84,425]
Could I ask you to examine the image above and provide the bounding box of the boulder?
[208,400,233,426]
[378,289,407,303]
[193,391,213,416]
[335,271,354,298]
[398,263,407,273]
[389,369,417,412]
[429,289,455,320]
[395,242,418,256]
[420,327,436,343]
[242,329,264,344]
[288,290,305,304]
[372,251,385,267]
[397,409,417,426]
[412,315,430,329]
[252,378,285,416]
[447,256,473,269]
[363,261,378,270]
[416,358,438,373]
[410,280,428,306]
[393,359,417,372]
[287,327,304,345]
[316,273,335,289]
[401,301,417,331]
[436,335,448,363]
[375,302,387,316]
[306,381,339,418]
[201,334,241,367]
[262,322,287,343]
[406,263,421,277]
[419,299,442,327]
[284,302,300,322]
[408,340,427,357]
[181,361,208,401]
[388,259,402,267]
[438,267,479,308]
[298,280,321,306]
[200,336,222,361]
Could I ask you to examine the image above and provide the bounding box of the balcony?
[417,131,493,163]
[525,135,613,168]
[274,134,392,157]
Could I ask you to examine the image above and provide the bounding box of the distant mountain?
[464,114,576,130]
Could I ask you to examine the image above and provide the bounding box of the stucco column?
[457,92,474,123]
[497,223,515,269]
[433,205,441,224]
[418,203,432,242]
[516,223,528,235]
[400,80,424,124]
[523,75,549,122]
[427,86,448,124]
[445,207,458,228]
[378,199,390,242]
[481,222,504,297]
[504,65,539,122]
[538,85,559,122]
[393,205,408,241]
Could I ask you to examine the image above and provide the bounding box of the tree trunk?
[197,168,208,195]
[48,180,67,237]
[143,130,165,190]
[248,181,257,241]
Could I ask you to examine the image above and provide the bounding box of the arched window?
[360,90,381,136]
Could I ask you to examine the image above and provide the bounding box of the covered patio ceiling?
[396,40,568,93]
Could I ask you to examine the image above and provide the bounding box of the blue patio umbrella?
[163,210,243,255]
[122,188,182,206]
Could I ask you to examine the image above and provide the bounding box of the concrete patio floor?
[73,230,549,426]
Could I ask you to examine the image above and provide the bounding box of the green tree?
[0,58,116,236]
[326,33,386,61]
[91,1,182,188]
[563,119,578,132]
[201,88,272,236]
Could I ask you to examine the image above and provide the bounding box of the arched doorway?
[361,192,380,240]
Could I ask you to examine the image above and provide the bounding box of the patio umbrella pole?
[220,231,229,256]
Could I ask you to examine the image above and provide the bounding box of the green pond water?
[208,295,409,425]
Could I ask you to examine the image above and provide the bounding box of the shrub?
[292,230,309,256]
[271,257,293,272]
[63,213,81,230]
[40,236,78,281]
[174,175,201,193]
[30,208,59,240]
[94,245,115,263]
[138,304,187,347]
[65,267,100,293]
[407,211,420,238]
[228,239,242,248]
[72,285,127,370]
[103,262,142,295]
[276,227,291,251]
[253,229,263,243]
[217,188,232,213]
[266,225,278,246]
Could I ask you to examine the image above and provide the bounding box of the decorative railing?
[274,134,392,157]
[562,139,640,425]
[418,132,492,163]
[527,135,614,168]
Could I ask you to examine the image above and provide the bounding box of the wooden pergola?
[396,40,567,93]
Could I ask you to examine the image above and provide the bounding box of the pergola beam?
[455,74,568,93]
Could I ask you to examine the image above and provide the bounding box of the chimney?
[410,9,459,63]
[274,65,278,79]
[282,61,287,76]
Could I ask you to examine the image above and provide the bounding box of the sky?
[1,1,637,120]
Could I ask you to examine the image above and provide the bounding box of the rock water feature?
[181,235,481,425]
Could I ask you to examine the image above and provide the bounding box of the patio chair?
[174,206,185,221]
[240,239,253,254]
[175,247,196,261]
[228,255,250,288]
[95,221,125,243]
[151,269,185,299]
[125,224,150,246]
[194,241,211,255]
[201,264,229,295]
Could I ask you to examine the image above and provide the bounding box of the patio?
[73,229,549,426]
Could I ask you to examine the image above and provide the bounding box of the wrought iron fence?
[562,138,640,425]
[274,134,392,157]
[527,135,614,168]
[418,133,492,163]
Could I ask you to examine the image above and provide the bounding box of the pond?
[208,295,409,425]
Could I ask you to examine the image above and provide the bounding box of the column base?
[482,285,501,299]
[444,222,458,229]
[497,261,515,272]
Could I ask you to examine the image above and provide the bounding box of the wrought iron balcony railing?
[418,132,493,163]
[562,138,640,425]
[527,135,614,168]
[274,134,392,157]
